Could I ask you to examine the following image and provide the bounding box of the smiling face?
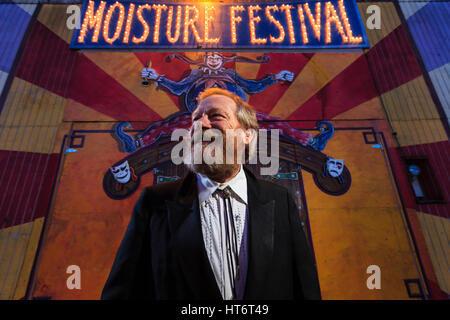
[110,160,131,184]
[188,94,250,182]
[205,53,223,70]
[193,95,241,134]
[326,158,344,178]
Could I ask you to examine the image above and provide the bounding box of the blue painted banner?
[70,0,369,50]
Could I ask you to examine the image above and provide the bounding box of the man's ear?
[243,128,256,145]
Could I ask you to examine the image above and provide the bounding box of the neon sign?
[70,0,369,49]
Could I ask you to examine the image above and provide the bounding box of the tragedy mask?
[326,158,344,178]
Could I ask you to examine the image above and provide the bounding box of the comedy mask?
[110,160,131,184]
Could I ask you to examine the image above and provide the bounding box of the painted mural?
[0,2,448,301]
[27,44,424,300]
[104,52,350,201]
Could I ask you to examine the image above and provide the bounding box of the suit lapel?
[167,172,222,300]
[244,167,275,298]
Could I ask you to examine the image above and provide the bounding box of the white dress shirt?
[197,166,248,300]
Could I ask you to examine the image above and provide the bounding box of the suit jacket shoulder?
[143,178,183,203]
[255,177,290,197]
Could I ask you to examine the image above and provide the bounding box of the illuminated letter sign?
[71,0,369,49]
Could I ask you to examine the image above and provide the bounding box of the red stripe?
[365,24,422,95]
[288,24,423,121]
[0,150,59,229]
[250,53,313,114]
[134,52,194,109]
[16,21,78,98]
[428,280,449,300]
[68,54,162,121]
[287,54,378,120]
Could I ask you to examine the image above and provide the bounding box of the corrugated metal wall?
[397,0,450,298]
[0,2,78,299]
[0,3,36,97]
[354,0,449,299]
[0,2,41,300]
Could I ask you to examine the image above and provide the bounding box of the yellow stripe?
[380,77,448,146]
[64,99,116,122]
[13,217,45,300]
[332,96,385,120]
[270,52,361,119]
[235,53,263,80]
[0,221,34,299]
[381,89,399,122]
[37,4,74,44]
[416,212,450,295]
[184,52,204,69]
[83,51,179,118]
[0,78,66,154]
[412,76,438,120]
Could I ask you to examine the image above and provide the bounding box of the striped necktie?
[214,186,240,299]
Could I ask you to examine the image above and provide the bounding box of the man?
[101,88,321,300]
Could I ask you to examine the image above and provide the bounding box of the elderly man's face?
[189,94,249,181]
[193,95,240,132]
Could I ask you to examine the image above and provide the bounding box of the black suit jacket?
[101,167,321,300]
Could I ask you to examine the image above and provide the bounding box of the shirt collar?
[196,166,247,205]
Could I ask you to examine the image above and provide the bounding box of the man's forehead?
[194,95,237,115]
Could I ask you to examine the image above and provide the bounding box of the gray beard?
[184,128,244,182]
[188,162,240,183]
[185,140,242,182]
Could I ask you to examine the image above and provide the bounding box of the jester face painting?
[205,53,224,71]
